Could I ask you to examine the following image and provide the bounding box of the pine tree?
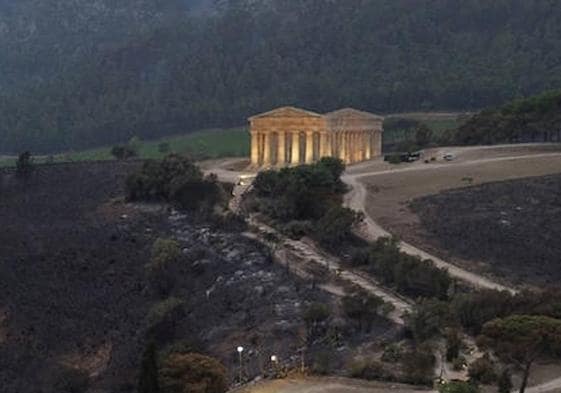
[497,369,513,393]
[138,342,160,393]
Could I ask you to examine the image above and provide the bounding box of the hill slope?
[1,0,561,153]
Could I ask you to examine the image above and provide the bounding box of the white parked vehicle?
[443,153,455,161]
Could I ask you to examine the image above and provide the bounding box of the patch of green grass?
[0,127,249,168]
[384,112,470,144]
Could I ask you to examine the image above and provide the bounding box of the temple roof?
[249,106,323,120]
[325,107,384,120]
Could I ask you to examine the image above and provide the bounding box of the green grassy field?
[0,112,469,168]
[0,127,249,168]
[383,112,470,144]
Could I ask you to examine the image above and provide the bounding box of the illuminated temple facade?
[248,106,383,167]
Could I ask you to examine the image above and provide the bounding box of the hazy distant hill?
[0,0,212,90]
[1,0,561,153]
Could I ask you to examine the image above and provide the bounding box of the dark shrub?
[439,381,479,393]
[52,367,90,393]
[468,355,497,384]
[446,328,462,361]
[349,359,391,381]
[111,145,137,160]
[126,154,225,212]
[314,206,362,247]
[138,342,160,393]
[303,302,331,342]
[146,297,185,341]
[160,353,227,393]
[342,289,384,332]
[16,151,34,178]
[401,347,435,385]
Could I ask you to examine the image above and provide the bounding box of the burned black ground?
[0,162,396,393]
[410,174,561,286]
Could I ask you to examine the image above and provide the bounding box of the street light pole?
[237,346,244,383]
[270,355,278,378]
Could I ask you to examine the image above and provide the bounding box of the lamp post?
[270,355,279,378]
[237,346,244,383]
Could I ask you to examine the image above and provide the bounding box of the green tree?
[439,381,479,393]
[497,369,513,393]
[468,354,497,384]
[303,302,331,342]
[158,142,171,154]
[406,299,450,343]
[414,124,433,147]
[160,353,227,393]
[316,157,346,181]
[15,151,34,178]
[146,297,185,340]
[147,238,182,296]
[479,315,561,393]
[342,289,384,332]
[138,342,160,393]
[129,135,143,152]
[111,145,137,160]
[446,328,462,361]
[314,206,362,247]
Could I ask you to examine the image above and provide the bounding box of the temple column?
[343,131,351,164]
[251,132,259,165]
[263,132,271,166]
[357,132,363,161]
[375,131,382,157]
[340,132,347,163]
[349,132,354,163]
[278,131,286,166]
[359,131,365,161]
[320,132,330,159]
[291,131,300,165]
[365,131,372,160]
[345,132,350,163]
[305,131,314,163]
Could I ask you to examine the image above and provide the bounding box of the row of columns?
[251,130,381,167]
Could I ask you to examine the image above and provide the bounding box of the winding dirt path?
[342,150,561,294]
[342,172,515,293]
[245,218,412,325]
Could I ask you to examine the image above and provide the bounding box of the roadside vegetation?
[402,288,561,393]
[454,90,561,145]
[245,157,360,247]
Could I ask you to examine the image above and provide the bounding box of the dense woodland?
[2,0,561,153]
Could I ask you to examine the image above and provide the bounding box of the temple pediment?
[325,107,384,121]
[249,106,322,120]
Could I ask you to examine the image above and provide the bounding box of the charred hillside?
[0,161,396,392]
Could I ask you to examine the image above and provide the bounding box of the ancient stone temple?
[248,106,383,167]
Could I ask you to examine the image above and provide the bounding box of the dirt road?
[233,377,435,393]
[525,377,561,393]
[343,172,515,293]
[343,147,561,293]
[246,219,412,325]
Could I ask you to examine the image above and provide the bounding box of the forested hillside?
[1,0,561,153]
